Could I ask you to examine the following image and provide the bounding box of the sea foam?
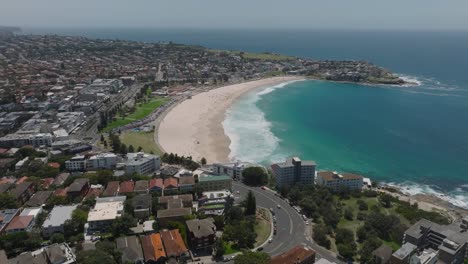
[223,80,301,163]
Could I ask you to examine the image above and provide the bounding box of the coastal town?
[0,31,467,264]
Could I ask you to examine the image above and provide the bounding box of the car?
[277,204,281,209]
[257,247,264,251]
[268,238,273,243]
[236,190,240,194]
[261,186,266,190]
[305,221,309,225]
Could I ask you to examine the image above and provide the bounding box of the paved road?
[232,182,343,264]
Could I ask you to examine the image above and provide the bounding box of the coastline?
[156,76,304,164]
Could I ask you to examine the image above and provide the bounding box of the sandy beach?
[156,76,303,164]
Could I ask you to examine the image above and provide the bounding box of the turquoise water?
[224,79,468,208]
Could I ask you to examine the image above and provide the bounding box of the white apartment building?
[271,157,316,188]
[87,153,118,170]
[125,152,161,175]
[42,205,77,237]
[29,133,53,147]
[65,155,86,171]
[316,171,364,191]
[213,161,258,181]
[87,196,126,231]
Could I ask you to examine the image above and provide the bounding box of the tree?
[234,251,270,264]
[213,238,225,258]
[0,193,18,210]
[242,167,267,186]
[344,207,354,221]
[51,233,65,244]
[100,134,105,142]
[357,199,369,211]
[313,224,331,249]
[244,191,256,216]
[110,214,136,237]
[379,193,393,208]
[335,228,355,245]
[119,143,128,154]
[337,243,356,260]
[359,236,382,263]
[128,145,135,153]
[64,208,88,238]
[137,146,143,152]
[200,157,207,166]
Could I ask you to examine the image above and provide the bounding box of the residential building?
[186,218,216,252]
[133,180,149,194]
[157,208,192,225]
[148,178,163,193]
[271,157,316,187]
[391,243,417,264]
[87,196,126,231]
[102,181,120,197]
[125,152,161,175]
[42,205,77,237]
[10,181,35,204]
[53,173,70,187]
[213,161,257,181]
[65,155,86,171]
[116,236,144,264]
[0,209,20,233]
[316,171,364,192]
[159,194,193,209]
[197,174,232,192]
[163,177,178,194]
[372,244,393,264]
[141,233,166,264]
[269,245,316,264]
[401,219,468,264]
[198,190,233,216]
[15,157,29,170]
[66,178,90,199]
[25,190,53,207]
[29,133,53,147]
[87,153,117,170]
[160,229,190,260]
[178,175,195,193]
[43,243,76,264]
[119,180,135,195]
[5,215,34,233]
[132,194,152,220]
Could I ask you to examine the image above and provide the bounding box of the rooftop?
[269,246,316,264]
[157,208,192,219]
[5,215,34,231]
[160,229,188,257]
[87,196,126,222]
[141,233,166,262]
[186,218,216,238]
[43,205,77,228]
[318,171,363,181]
[273,157,316,168]
[25,191,52,207]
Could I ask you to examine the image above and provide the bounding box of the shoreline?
[156,76,304,164]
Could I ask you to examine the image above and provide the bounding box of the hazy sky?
[1,0,468,30]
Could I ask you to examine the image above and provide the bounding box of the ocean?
[23,28,468,208]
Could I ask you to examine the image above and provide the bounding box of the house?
[7,251,48,264]
[42,205,77,237]
[116,236,145,264]
[40,178,54,189]
[372,244,393,264]
[159,194,193,209]
[132,194,152,220]
[119,180,135,195]
[25,190,53,207]
[149,178,163,193]
[102,181,120,197]
[43,243,76,264]
[10,181,35,204]
[197,174,232,192]
[269,245,316,264]
[0,209,21,233]
[178,175,194,193]
[134,180,149,194]
[163,177,178,195]
[0,183,12,194]
[160,229,190,260]
[271,157,316,188]
[85,185,103,200]
[316,171,364,192]
[141,233,166,263]
[157,208,192,225]
[53,173,70,187]
[5,215,34,233]
[186,218,216,252]
[66,178,90,199]
[87,196,126,232]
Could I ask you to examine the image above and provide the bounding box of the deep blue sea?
[24,28,468,208]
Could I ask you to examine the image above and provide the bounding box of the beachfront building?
[87,196,126,232]
[212,161,258,181]
[125,152,161,175]
[271,157,316,188]
[395,219,468,264]
[197,174,232,192]
[65,155,86,171]
[316,171,364,192]
[87,153,118,170]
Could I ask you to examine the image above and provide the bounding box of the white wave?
[223,80,301,163]
[384,181,468,210]
[398,74,423,87]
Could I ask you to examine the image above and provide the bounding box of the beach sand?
[156,76,303,164]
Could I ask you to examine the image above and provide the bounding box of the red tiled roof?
[141,234,166,262]
[269,246,316,264]
[16,176,29,184]
[5,215,34,231]
[0,148,8,154]
[160,229,188,257]
[47,162,60,169]
[103,181,120,197]
[54,187,68,197]
[119,181,135,194]
[163,178,178,189]
[149,178,163,189]
[41,178,54,189]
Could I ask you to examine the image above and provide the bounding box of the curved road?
[232,182,342,263]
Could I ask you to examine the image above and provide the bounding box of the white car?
[268,238,273,243]
[305,221,309,225]
[277,204,281,209]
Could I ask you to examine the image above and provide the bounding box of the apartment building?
[271,157,316,187]
[316,171,364,192]
[87,196,126,232]
[125,152,161,175]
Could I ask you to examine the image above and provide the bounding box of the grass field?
[120,131,163,155]
[223,242,240,255]
[102,97,168,132]
[255,208,272,247]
